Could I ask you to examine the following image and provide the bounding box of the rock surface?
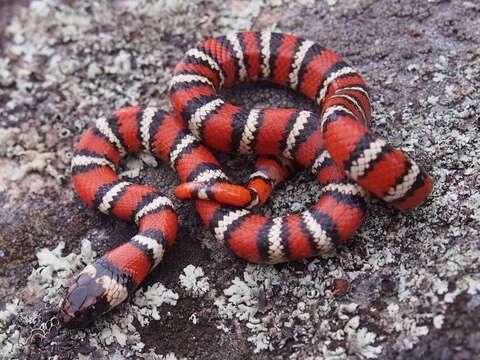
[0,0,479,359]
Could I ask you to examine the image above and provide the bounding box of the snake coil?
[59,32,433,328]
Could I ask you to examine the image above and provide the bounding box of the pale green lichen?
[132,283,179,327]
[7,237,179,358]
[1,0,480,358]
[9,151,56,181]
[213,263,387,357]
[179,265,210,297]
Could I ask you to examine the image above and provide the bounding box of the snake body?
[59,32,433,328]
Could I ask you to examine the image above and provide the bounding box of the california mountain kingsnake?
[59,32,433,328]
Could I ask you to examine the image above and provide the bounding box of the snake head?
[58,258,129,328]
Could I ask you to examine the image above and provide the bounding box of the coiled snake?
[59,32,433,328]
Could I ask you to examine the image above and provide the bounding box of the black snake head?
[58,257,129,328]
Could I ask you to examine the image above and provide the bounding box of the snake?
[59,32,433,328]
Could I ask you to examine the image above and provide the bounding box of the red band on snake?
[59,32,433,328]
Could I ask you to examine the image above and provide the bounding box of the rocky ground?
[0,0,479,359]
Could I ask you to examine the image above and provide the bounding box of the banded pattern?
[62,106,247,327]
[170,31,432,212]
[170,31,432,262]
[63,32,433,328]
[170,32,374,263]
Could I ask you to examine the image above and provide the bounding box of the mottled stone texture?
[0,0,479,359]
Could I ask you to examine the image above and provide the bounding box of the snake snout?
[58,304,92,329]
[59,267,110,328]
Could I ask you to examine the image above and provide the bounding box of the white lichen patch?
[346,327,383,359]
[179,265,210,297]
[0,324,26,358]
[0,0,211,183]
[0,128,20,157]
[214,265,282,352]
[211,261,387,357]
[132,283,179,327]
[152,352,187,360]
[433,314,444,329]
[28,239,96,304]
[1,0,480,358]
[9,151,55,181]
[118,153,159,179]
[0,237,183,358]
[94,278,178,355]
[0,240,95,359]
[0,299,28,358]
[101,323,129,346]
[0,299,20,323]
